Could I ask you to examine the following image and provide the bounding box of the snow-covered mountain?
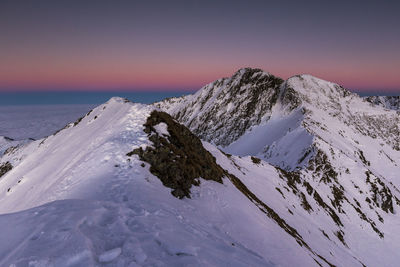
[157,68,400,266]
[0,97,318,266]
[0,68,399,266]
[364,95,400,110]
[156,68,284,147]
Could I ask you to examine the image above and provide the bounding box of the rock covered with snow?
[0,136,30,157]
[157,68,400,167]
[157,68,400,266]
[156,68,284,146]
[364,95,400,110]
[0,97,294,266]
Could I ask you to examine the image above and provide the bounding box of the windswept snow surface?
[224,107,314,170]
[0,97,309,266]
[0,98,151,213]
[0,188,276,266]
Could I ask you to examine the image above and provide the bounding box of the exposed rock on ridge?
[365,95,400,110]
[156,68,284,146]
[127,110,224,198]
[156,68,400,266]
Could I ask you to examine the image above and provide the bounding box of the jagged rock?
[0,161,12,178]
[127,111,224,198]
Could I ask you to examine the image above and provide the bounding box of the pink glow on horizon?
[1,1,399,94]
[1,31,399,93]
[0,53,399,92]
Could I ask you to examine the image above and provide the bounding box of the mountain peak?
[233,67,269,76]
[157,68,284,146]
[105,96,132,105]
[286,74,353,99]
[1,77,399,266]
[156,67,399,162]
[154,68,400,266]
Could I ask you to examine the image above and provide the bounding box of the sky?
[1,0,399,94]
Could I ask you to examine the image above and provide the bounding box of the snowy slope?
[364,95,400,110]
[157,68,400,266]
[157,69,399,166]
[0,97,321,266]
[1,69,399,266]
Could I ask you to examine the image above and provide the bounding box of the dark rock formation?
[127,111,225,198]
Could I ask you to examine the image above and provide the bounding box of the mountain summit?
[157,68,284,147]
[157,68,399,168]
[156,68,400,266]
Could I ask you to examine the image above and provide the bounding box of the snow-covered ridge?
[156,68,400,163]
[0,97,153,213]
[156,68,400,266]
[0,97,325,266]
[364,95,400,110]
[0,74,399,266]
[156,67,284,147]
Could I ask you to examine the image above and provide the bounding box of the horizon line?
[0,88,399,95]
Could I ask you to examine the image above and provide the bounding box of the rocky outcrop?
[0,161,12,178]
[127,111,225,198]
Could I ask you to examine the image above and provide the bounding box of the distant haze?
[1,0,399,94]
[0,91,187,106]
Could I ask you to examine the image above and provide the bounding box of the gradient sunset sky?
[1,0,399,94]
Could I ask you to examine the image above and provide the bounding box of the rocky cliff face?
[156,68,284,146]
[127,110,225,199]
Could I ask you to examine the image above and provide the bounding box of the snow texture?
[157,68,400,266]
[364,95,400,110]
[0,67,399,266]
[0,98,278,266]
[153,122,170,137]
